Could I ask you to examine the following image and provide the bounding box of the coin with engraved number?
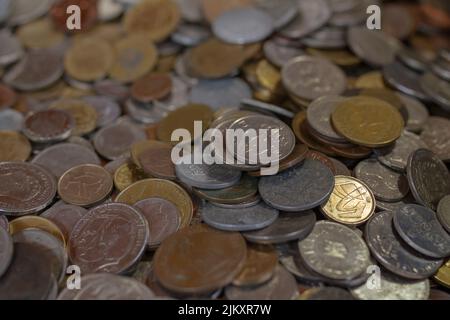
[437,195,450,233]
[0,226,13,278]
[420,117,450,162]
[41,204,87,240]
[23,109,73,143]
[0,131,31,162]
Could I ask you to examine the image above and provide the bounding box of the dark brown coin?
[305,150,337,175]
[131,73,172,103]
[40,203,88,240]
[437,195,450,233]
[0,162,56,216]
[58,164,113,207]
[69,203,149,274]
[137,141,176,180]
[420,117,450,162]
[381,4,416,40]
[0,83,16,110]
[429,289,450,300]
[153,225,246,295]
[407,149,450,210]
[134,198,181,249]
[23,109,74,143]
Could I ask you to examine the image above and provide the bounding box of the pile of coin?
[0,0,450,300]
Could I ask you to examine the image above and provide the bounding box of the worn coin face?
[420,117,450,162]
[23,109,73,143]
[259,159,335,211]
[154,225,247,295]
[69,203,148,274]
[298,221,370,280]
[393,204,450,259]
[0,131,31,162]
[354,159,409,202]
[0,226,13,278]
[406,149,450,210]
[320,175,375,226]
[437,195,450,233]
[41,204,88,240]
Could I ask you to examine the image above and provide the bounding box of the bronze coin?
[0,84,16,110]
[329,144,373,160]
[41,203,88,240]
[137,141,176,180]
[131,73,172,103]
[23,109,74,143]
[69,203,149,274]
[58,164,113,207]
[153,224,247,295]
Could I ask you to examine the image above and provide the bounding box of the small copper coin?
[0,84,16,110]
[131,73,172,103]
[136,141,176,180]
[23,109,73,143]
[58,164,113,207]
[0,131,31,162]
[41,204,88,240]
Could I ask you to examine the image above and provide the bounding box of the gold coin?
[331,96,404,148]
[64,38,114,82]
[355,71,386,89]
[109,35,158,83]
[0,131,31,162]
[123,0,180,43]
[358,88,404,111]
[434,259,450,289]
[51,99,97,136]
[157,104,213,144]
[114,163,147,192]
[9,216,66,247]
[115,178,193,228]
[320,175,375,226]
[255,59,283,93]
[16,18,65,49]
[306,48,361,66]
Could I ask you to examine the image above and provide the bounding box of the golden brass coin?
[123,0,180,43]
[157,104,213,144]
[9,216,66,247]
[0,131,31,162]
[331,96,404,148]
[51,99,97,136]
[114,163,147,192]
[16,18,65,49]
[64,38,114,82]
[201,0,253,23]
[255,59,283,94]
[434,260,450,289]
[109,35,158,83]
[320,175,376,226]
[116,178,193,228]
[355,71,386,89]
[306,48,361,67]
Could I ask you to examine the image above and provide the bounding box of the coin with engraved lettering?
[420,117,450,162]
[393,204,450,259]
[0,226,13,278]
[437,195,450,234]
[69,203,149,274]
[41,204,87,240]
[23,109,73,143]
[397,94,429,133]
[298,221,370,280]
[383,62,428,100]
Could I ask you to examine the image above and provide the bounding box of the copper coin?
[0,131,31,162]
[41,204,88,240]
[0,84,16,110]
[51,0,97,32]
[137,141,176,180]
[134,197,181,249]
[131,73,172,103]
[58,164,113,207]
[0,162,56,216]
[69,202,148,274]
[153,224,247,295]
[23,109,74,143]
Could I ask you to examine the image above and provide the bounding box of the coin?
[51,0,97,32]
[23,109,73,143]
[8,0,52,26]
[94,79,130,101]
[376,193,417,212]
[9,215,66,246]
[383,62,428,100]
[354,159,409,202]
[393,204,450,259]
[154,225,247,295]
[259,159,335,212]
[0,131,31,162]
[330,158,351,176]
[50,99,97,136]
[300,287,354,300]
[131,73,172,103]
[58,164,113,207]
[398,93,429,133]
[0,83,16,110]
[382,3,416,40]
[331,96,404,148]
[69,203,148,274]
[429,289,450,300]
[354,71,385,89]
[420,117,450,162]
[437,195,450,233]
[0,215,8,231]
[263,39,304,68]
[398,46,429,73]
[420,72,450,111]
[302,26,346,49]
[434,260,450,289]
[0,29,23,66]
[136,141,176,180]
[210,194,261,209]
[114,163,147,192]
[82,96,121,128]
[306,48,361,67]
[16,18,64,49]
[116,178,193,228]
[0,226,13,278]
[201,0,253,23]
[243,210,316,244]
[406,149,450,210]
[41,204,88,240]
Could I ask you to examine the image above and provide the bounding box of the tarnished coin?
[407,149,450,210]
[225,265,298,300]
[429,289,450,300]
[437,195,450,233]
[383,62,428,100]
[201,201,279,232]
[397,94,429,133]
[354,71,385,89]
[0,226,13,278]
[0,162,56,216]
[154,225,247,295]
[366,211,443,280]
[259,159,335,212]
[330,158,351,176]
[23,109,73,143]
[420,72,450,111]
[0,83,16,110]
[420,117,450,162]
[320,175,375,226]
[210,195,261,209]
[9,215,66,247]
[393,204,450,259]
[0,131,31,162]
[58,164,113,207]
[300,287,354,300]
[82,96,121,128]
[114,163,147,192]
[354,159,409,202]
[41,204,87,240]
[131,73,172,103]
[32,143,101,178]
[434,260,450,289]
[243,210,316,244]
[134,198,180,249]
[69,203,148,274]
[298,221,370,280]
[136,141,176,180]
[51,99,97,136]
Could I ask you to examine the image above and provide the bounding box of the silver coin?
[298,221,370,280]
[420,72,450,111]
[82,96,121,128]
[0,227,13,278]
[41,204,88,240]
[354,159,409,202]
[125,99,169,125]
[437,195,450,234]
[431,57,450,81]
[398,47,429,73]
[94,79,130,101]
[189,78,251,110]
[263,39,304,68]
[174,0,203,23]
[171,24,210,47]
[97,0,124,21]
[241,99,295,119]
[31,143,101,178]
[7,0,52,26]
[259,159,335,212]
[282,56,347,101]
[212,7,274,45]
[0,29,23,66]
[0,215,8,231]
[376,193,417,212]
[201,201,278,232]
[254,0,298,30]
[383,62,428,100]
[209,195,261,209]
[397,93,429,133]
[0,0,11,23]
[174,51,199,87]
[0,109,23,131]
[280,0,331,39]
[302,26,346,49]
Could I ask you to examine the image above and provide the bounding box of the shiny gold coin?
[255,59,283,93]
[116,178,193,228]
[331,96,404,148]
[16,18,65,49]
[123,0,180,43]
[0,131,31,162]
[306,48,361,66]
[114,163,147,192]
[434,259,450,289]
[355,71,386,89]
[157,104,213,144]
[9,216,66,247]
[51,99,97,136]
[320,175,375,226]
[109,35,158,83]
[64,38,114,82]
